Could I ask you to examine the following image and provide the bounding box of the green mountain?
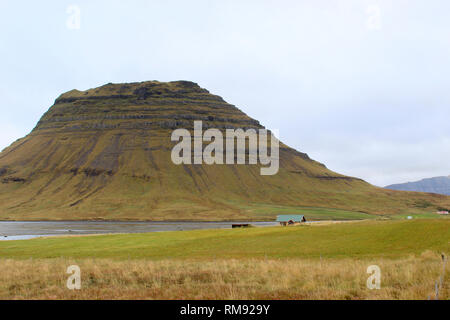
[0,81,448,221]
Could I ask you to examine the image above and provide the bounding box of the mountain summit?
[386,176,450,196]
[0,81,448,220]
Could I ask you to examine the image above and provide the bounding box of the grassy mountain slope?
[0,81,449,220]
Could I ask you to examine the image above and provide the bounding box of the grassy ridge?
[1,219,448,260]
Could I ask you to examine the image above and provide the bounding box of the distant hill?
[386,176,450,196]
[0,81,449,220]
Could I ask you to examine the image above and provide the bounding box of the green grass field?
[0,219,448,299]
[235,202,378,220]
[1,219,448,260]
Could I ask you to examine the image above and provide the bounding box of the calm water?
[0,221,278,240]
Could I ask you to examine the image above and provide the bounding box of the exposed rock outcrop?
[0,80,448,220]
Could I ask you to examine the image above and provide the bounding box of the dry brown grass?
[0,251,447,300]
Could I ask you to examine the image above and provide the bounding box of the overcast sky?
[1,0,449,186]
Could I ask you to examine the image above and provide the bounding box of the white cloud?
[0,0,449,186]
[0,123,29,152]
